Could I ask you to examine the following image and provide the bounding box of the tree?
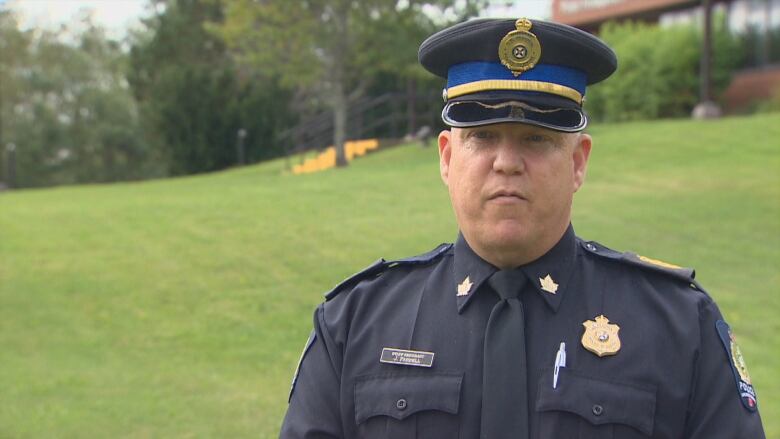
[585,17,741,122]
[0,11,155,188]
[128,0,294,175]
[0,10,30,187]
[213,0,484,167]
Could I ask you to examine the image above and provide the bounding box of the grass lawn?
[1,113,778,438]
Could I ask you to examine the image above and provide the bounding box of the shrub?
[585,17,741,122]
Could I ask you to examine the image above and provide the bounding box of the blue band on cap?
[447,62,587,96]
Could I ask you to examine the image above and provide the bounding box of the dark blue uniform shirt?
[280,225,765,438]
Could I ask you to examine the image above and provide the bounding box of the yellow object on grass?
[293,139,379,174]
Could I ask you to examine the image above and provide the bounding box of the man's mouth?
[488,190,526,201]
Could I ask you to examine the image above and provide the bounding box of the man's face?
[438,122,591,267]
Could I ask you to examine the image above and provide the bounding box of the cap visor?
[443,92,587,132]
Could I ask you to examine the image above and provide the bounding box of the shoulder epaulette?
[579,239,696,284]
[324,243,453,301]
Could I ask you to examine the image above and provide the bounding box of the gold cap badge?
[457,276,473,296]
[581,315,621,357]
[498,18,542,76]
[539,274,558,294]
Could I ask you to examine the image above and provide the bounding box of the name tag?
[380,347,435,368]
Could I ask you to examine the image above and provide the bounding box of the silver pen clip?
[553,342,566,389]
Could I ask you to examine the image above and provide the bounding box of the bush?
[585,18,741,122]
[754,85,780,114]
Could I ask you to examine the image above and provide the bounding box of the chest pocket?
[535,369,657,439]
[354,372,462,439]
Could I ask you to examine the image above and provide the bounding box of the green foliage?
[128,0,294,175]
[0,114,778,437]
[214,0,481,89]
[212,0,484,166]
[0,11,159,188]
[754,85,780,114]
[585,18,741,122]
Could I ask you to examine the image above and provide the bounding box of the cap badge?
[498,18,542,76]
[539,274,558,294]
[581,315,621,357]
[457,276,473,296]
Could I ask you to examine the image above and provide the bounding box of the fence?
[277,91,443,169]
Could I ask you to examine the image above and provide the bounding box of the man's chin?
[479,225,531,250]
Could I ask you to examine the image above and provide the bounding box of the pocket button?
[592,404,604,416]
[396,398,408,410]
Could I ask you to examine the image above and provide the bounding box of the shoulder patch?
[580,240,695,284]
[715,320,758,412]
[324,243,453,301]
[288,330,316,403]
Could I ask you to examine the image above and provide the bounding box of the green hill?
[1,113,778,438]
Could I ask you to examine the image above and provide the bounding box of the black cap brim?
[443,91,587,132]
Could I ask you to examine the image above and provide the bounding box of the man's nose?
[492,141,525,175]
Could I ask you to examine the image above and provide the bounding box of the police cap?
[418,18,617,132]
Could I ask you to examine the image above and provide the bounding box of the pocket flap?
[536,369,657,436]
[354,372,463,424]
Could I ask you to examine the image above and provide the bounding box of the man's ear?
[438,130,452,186]
[572,133,592,192]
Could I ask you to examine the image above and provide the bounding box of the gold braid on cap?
[446,80,583,105]
[444,19,583,104]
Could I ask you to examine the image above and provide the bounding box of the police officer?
[280,17,766,439]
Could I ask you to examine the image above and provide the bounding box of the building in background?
[483,0,552,19]
[552,0,780,111]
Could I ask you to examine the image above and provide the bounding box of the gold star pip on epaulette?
[715,320,758,412]
[581,315,621,357]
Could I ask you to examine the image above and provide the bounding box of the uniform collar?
[453,233,498,314]
[453,224,577,314]
[517,224,577,313]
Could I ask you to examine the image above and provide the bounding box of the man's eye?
[527,134,549,142]
[471,130,496,140]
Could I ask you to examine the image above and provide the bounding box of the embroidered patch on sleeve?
[288,330,317,403]
[715,320,757,412]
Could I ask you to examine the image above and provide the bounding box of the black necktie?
[481,269,529,439]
